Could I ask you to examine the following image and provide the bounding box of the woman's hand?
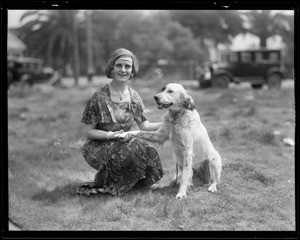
[106,130,124,140]
[119,131,139,138]
[116,131,139,143]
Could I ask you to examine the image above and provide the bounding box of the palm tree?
[71,10,80,86]
[241,10,289,48]
[19,10,81,86]
[170,10,245,48]
[85,10,94,80]
[272,13,294,77]
[169,10,245,63]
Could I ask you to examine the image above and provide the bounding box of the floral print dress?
[76,84,164,196]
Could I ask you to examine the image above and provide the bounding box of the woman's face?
[113,58,133,82]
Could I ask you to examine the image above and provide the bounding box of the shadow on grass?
[124,183,176,197]
[224,162,277,187]
[129,176,208,198]
[31,182,114,204]
[31,172,222,205]
[149,184,179,196]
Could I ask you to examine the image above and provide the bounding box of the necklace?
[110,84,127,101]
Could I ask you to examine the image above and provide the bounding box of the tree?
[89,10,204,75]
[165,21,203,63]
[169,10,245,50]
[71,10,80,86]
[272,13,294,77]
[90,10,124,64]
[18,10,81,85]
[241,10,288,48]
[89,10,148,72]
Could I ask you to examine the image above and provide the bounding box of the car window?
[240,52,252,63]
[227,53,238,63]
[255,52,268,63]
[269,52,279,63]
[255,51,279,64]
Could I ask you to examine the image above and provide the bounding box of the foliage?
[16,10,294,79]
[19,11,79,69]
[165,21,204,62]
[273,14,294,77]
[18,10,81,85]
[241,10,292,48]
[170,10,245,46]
[89,10,204,74]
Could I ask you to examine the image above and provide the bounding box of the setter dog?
[122,83,222,199]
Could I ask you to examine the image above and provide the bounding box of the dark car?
[198,49,285,89]
[7,57,60,89]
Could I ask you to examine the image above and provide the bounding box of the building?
[7,30,27,59]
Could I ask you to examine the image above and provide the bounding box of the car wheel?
[212,75,229,88]
[251,84,263,89]
[267,73,282,90]
[199,80,212,89]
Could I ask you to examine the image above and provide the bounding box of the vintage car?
[198,49,285,89]
[7,57,60,89]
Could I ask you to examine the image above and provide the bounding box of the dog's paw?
[207,184,217,193]
[175,192,186,199]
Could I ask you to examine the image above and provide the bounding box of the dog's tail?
[193,159,213,185]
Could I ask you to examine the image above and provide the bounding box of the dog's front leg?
[176,150,193,199]
[136,129,170,144]
[170,147,183,186]
[127,119,172,144]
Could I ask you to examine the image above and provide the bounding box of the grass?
[7,77,295,231]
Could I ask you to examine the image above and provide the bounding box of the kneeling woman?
[77,48,163,196]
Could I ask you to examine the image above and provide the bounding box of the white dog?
[122,83,222,199]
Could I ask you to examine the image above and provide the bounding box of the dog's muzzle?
[154,95,173,109]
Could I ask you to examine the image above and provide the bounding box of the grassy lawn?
[7,77,295,231]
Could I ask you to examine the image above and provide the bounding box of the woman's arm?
[138,120,162,131]
[84,124,123,140]
[123,118,170,144]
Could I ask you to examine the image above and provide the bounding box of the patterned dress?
[76,84,164,196]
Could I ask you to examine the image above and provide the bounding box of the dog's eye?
[168,90,174,93]
[161,87,166,92]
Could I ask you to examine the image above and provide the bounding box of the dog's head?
[154,83,196,111]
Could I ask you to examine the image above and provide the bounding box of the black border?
[1,230,300,239]
[1,0,299,239]
[1,0,300,10]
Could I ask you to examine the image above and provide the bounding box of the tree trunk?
[46,40,53,67]
[86,10,94,82]
[72,11,80,87]
[260,35,268,48]
[199,37,210,63]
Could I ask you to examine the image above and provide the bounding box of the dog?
[123,83,222,199]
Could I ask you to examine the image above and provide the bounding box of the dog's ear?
[183,91,196,111]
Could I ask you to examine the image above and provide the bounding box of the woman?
[77,48,163,196]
